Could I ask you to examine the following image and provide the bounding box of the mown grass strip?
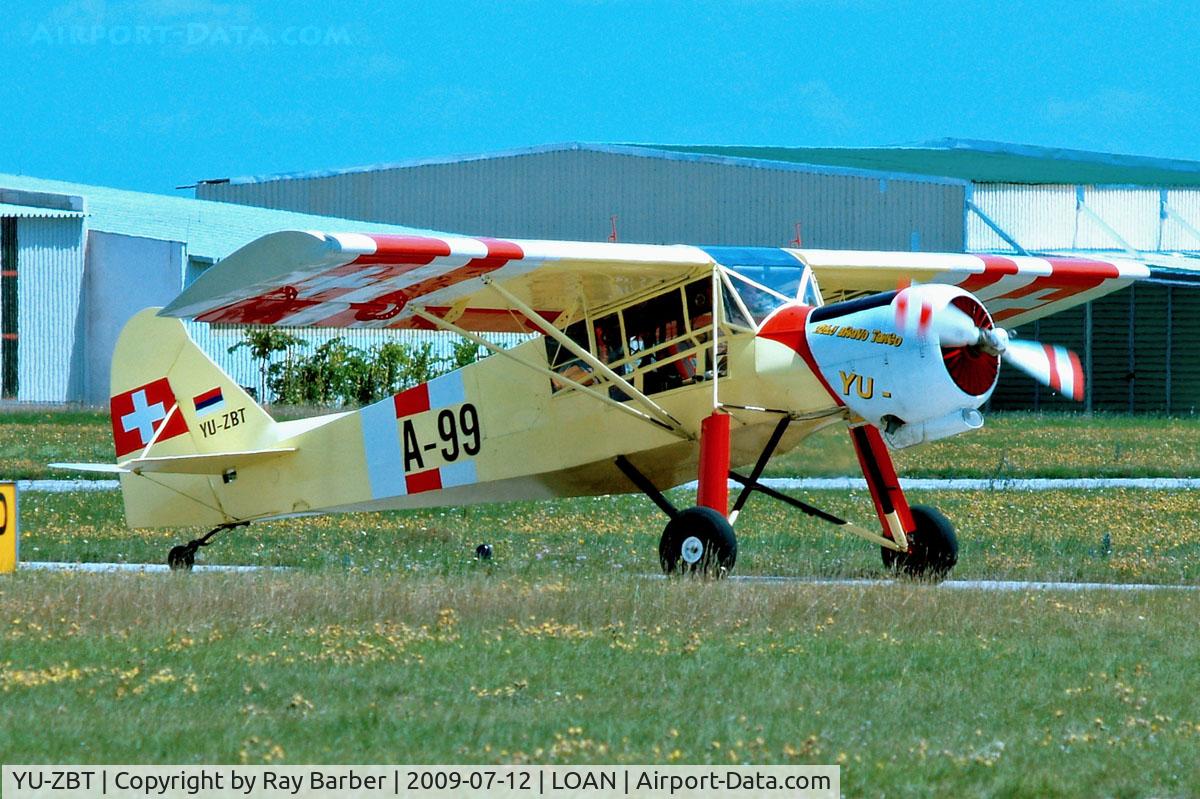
[15,486,1200,584]
[0,572,1196,798]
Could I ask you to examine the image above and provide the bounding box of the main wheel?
[167,545,195,572]
[659,506,737,576]
[881,504,957,580]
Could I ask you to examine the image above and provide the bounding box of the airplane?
[55,231,1147,578]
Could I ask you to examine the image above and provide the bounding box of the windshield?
[702,247,821,325]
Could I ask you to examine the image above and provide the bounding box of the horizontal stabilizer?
[54,448,297,477]
[50,462,130,474]
[122,448,297,475]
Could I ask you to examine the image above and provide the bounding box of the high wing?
[161,231,714,333]
[795,249,1149,326]
[160,230,1149,332]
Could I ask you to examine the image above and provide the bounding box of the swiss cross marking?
[121,389,167,445]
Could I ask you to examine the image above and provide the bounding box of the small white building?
[0,175,443,405]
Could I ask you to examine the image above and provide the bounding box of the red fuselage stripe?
[405,469,442,494]
[393,383,431,418]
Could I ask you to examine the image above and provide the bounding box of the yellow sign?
[0,482,17,574]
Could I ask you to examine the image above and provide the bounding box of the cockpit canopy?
[704,246,822,324]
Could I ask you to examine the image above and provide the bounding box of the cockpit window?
[797,269,822,306]
[545,320,595,388]
[726,263,806,299]
[725,276,782,325]
[682,278,752,331]
[593,312,624,366]
[722,262,822,325]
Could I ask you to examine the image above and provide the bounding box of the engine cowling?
[761,284,1000,448]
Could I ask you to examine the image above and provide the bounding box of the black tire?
[659,506,737,576]
[167,545,195,572]
[881,504,957,580]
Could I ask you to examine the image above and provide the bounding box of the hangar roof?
[0,173,434,259]
[629,139,1200,187]
[195,142,969,188]
[0,202,84,219]
[194,139,1200,190]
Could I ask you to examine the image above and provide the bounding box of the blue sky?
[1,0,1195,194]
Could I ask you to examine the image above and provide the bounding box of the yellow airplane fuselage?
[116,310,838,529]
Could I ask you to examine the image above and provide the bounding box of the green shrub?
[229,330,482,407]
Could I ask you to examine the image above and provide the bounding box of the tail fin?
[110,308,276,460]
[109,308,280,527]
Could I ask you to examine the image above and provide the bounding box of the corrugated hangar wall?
[988,284,1200,414]
[197,149,966,251]
[971,183,1200,414]
[15,217,87,402]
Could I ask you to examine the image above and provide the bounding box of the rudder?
[110,308,278,528]
[110,308,276,461]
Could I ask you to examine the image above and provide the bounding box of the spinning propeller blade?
[1001,341,1085,402]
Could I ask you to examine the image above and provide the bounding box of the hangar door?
[0,217,15,398]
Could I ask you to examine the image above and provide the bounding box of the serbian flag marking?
[193,387,226,417]
[110,377,189,458]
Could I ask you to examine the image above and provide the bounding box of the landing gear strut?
[167,522,247,571]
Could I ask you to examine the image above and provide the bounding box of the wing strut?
[136,403,181,460]
[482,277,687,434]
[409,307,689,438]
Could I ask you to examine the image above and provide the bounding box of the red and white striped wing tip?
[1002,341,1085,402]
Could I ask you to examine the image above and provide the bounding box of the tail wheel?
[660,506,737,577]
[881,504,958,580]
[167,544,195,571]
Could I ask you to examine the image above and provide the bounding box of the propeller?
[1002,339,1085,402]
[893,290,1085,402]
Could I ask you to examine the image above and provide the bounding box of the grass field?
[3,410,1199,796]
[1,574,1198,797]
